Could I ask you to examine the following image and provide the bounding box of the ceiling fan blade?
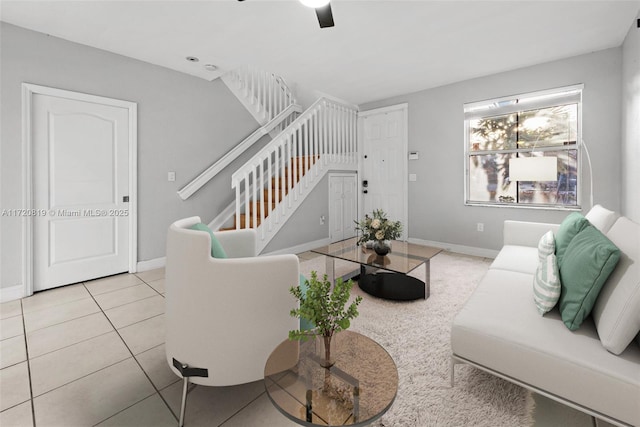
[315,3,334,28]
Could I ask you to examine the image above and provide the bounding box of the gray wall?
[262,174,330,253]
[621,13,640,223]
[0,23,260,289]
[360,48,623,251]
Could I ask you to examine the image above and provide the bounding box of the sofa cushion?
[555,212,589,266]
[190,223,228,259]
[490,245,538,275]
[592,217,640,355]
[559,225,620,331]
[585,204,619,234]
[451,269,640,426]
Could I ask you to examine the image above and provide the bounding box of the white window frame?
[463,84,584,210]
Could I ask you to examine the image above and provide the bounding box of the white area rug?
[300,251,535,427]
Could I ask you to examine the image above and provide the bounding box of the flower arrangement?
[354,209,403,246]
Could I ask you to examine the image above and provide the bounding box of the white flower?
[371,219,381,229]
[375,230,385,240]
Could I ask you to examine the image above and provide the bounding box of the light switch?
[168,171,176,182]
[409,174,417,182]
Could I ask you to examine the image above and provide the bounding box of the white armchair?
[165,216,299,426]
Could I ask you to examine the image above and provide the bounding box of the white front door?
[359,104,408,239]
[31,88,134,291]
[329,174,357,242]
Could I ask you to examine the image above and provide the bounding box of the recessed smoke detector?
[185,56,199,62]
[204,64,218,72]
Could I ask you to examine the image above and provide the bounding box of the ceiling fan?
[237,0,335,29]
[300,0,335,28]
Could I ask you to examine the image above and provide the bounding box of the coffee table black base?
[358,265,428,301]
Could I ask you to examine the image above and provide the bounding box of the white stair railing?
[231,98,358,252]
[221,66,297,126]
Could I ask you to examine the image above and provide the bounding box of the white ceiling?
[2,0,638,105]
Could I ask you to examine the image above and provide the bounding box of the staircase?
[221,155,318,230]
[221,66,297,130]
[230,97,358,253]
[183,66,358,253]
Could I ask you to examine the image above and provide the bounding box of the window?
[464,85,583,208]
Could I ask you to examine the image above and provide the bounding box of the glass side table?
[264,331,398,426]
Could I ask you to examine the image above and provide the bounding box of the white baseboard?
[0,284,25,303]
[137,257,166,272]
[262,237,331,256]
[407,238,499,259]
[133,238,495,271]
[135,238,331,271]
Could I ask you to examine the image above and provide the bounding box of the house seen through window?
[464,85,583,208]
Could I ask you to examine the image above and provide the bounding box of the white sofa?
[451,206,640,426]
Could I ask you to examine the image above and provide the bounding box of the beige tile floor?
[0,255,608,427]
[0,268,299,427]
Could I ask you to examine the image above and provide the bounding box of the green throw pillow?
[555,212,590,266]
[190,223,228,259]
[558,225,620,331]
[533,231,561,315]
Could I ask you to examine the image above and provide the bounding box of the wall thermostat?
[409,151,419,160]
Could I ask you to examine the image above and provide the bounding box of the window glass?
[464,86,581,208]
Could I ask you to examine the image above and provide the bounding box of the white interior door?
[31,91,132,291]
[329,176,345,242]
[329,174,357,242]
[360,105,408,239]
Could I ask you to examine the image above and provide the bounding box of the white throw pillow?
[585,204,618,234]
[533,231,561,315]
[537,230,555,259]
[592,217,640,354]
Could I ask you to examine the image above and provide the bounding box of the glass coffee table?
[264,331,398,426]
[311,238,442,301]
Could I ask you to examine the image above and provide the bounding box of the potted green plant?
[289,271,363,367]
[354,209,403,255]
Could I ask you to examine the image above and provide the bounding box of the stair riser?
[248,202,277,216]
[234,214,261,229]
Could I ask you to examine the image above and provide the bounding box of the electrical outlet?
[167,171,176,182]
[320,215,325,225]
[477,223,484,232]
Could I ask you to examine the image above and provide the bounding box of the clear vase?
[316,335,335,368]
[373,240,390,256]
